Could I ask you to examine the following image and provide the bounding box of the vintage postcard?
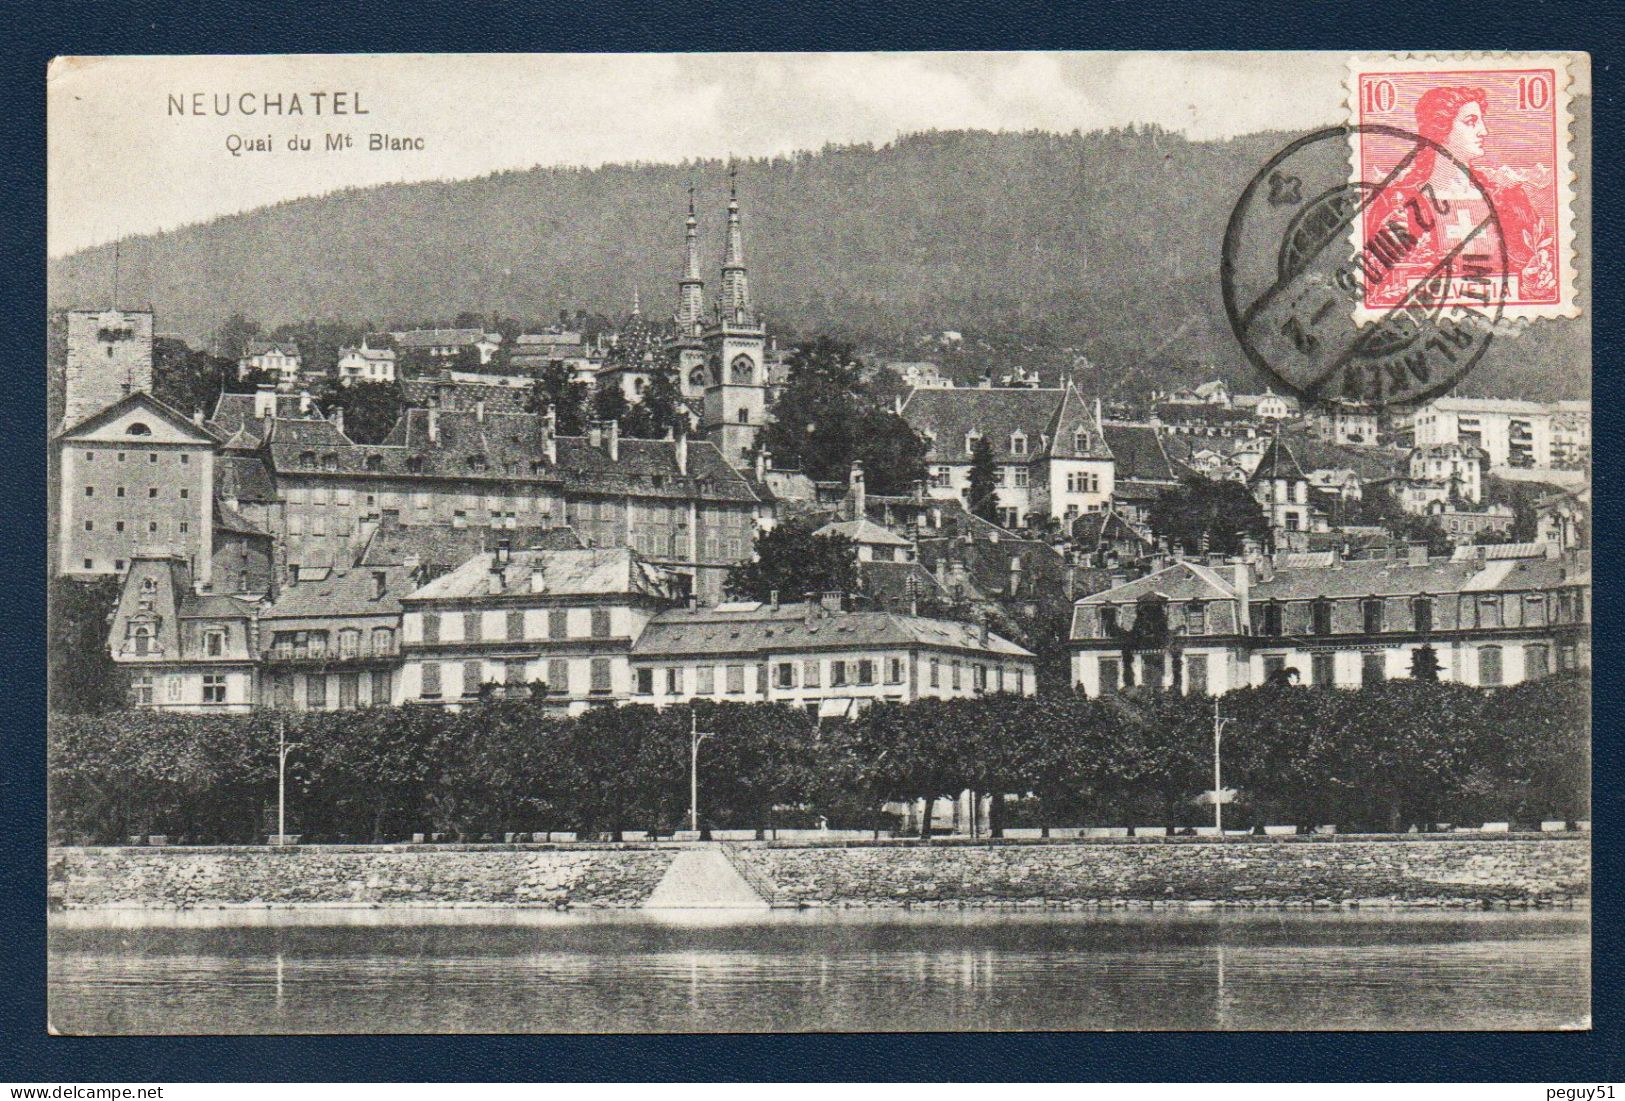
[46,52,1590,1035]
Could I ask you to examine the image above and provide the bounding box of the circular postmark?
[1222,125,1506,410]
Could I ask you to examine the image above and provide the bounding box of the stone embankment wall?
[731,836,1590,908]
[50,845,674,909]
[50,836,1589,910]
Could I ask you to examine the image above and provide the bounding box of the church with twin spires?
[668,166,768,465]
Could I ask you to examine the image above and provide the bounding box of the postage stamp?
[1346,54,1577,322]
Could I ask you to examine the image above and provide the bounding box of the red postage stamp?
[1347,54,1577,321]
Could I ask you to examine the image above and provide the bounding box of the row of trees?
[49,676,1588,845]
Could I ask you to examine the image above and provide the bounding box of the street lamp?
[1212,699,1234,835]
[276,716,304,846]
[689,709,715,834]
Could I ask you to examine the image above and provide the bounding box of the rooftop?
[631,604,1033,659]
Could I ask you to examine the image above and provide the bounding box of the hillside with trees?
[48,118,1590,403]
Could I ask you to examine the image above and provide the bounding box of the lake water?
[48,908,1589,1033]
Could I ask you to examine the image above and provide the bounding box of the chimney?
[298,389,311,415]
[821,591,845,614]
[1407,540,1429,565]
[427,404,439,445]
[371,570,387,601]
[530,559,548,593]
[606,418,619,461]
[1231,562,1251,633]
[770,589,780,611]
[192,408,204,426]
[978,613,990,647]
[849,461,866,521]
[331,406,345,438]
[949,560,969,594]
[804,594,821,623]
[543,404,557,464]
[254,383,277,420]
[754,447,768,482]
[488,558,506,595]
[475,399,485,424]
[676,431,690,476]
[496,539,512,565]
[588,422,602,449]
[911,479,925,502]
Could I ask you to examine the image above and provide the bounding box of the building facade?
[238,340,303,385]
[1070,548,1590,696]
[1412,396,1592,470]
[108,552,258,713]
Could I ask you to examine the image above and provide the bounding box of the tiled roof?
[261,564,418,620]
[552,435,758,503]
[815,518,912,546]
[214,500,270,538]
[358,519,584,570]
[340,345,396,362]
[400,379,531,414]
[1253,558,1483,600]
[216,454,277,503]
[391,328,490,348]
[1074,561,1238,606]
[1071,507,1153,549]
[856,560,953,607]
[631,604,1033,659]
[1248,437,1310,483]
[901,387,1066,464]
[405,546,676,602]
[178,592,257,619]
[242,340,300,358]
[1101,424,1181,482]
[57,390,223,444]
[207,392,324,446]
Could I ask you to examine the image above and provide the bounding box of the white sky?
[48,52,1366,257]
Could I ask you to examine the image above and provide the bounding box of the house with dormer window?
[107,551,258,712]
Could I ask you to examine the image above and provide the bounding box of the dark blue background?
[3,0,1619,1082]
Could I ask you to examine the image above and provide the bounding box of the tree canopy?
[317,379,406,445]
[967,437,999,524]
[1148,475,1270,556]
[725,519,859,602]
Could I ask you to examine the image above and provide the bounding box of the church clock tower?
[670,183,710,409]
[701,165,766,464]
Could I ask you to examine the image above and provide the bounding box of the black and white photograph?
[43,50,1591,1035]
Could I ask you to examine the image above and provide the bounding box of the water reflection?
[48,908,1588,1034]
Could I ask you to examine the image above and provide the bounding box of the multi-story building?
[627,594,1036,718]
[1412,396,1592,470]
[238,340,303,385]
[391,329,503,367]
[1070,546,1590,695]
[1248,437,1326,544]
[1408,443,1484,503]
[903,383,1114,529]
[1231,388,1299,420]
[108,551,259,712]
[257,564,414,711]
[1426,502,1515,543]
[59,307,154,431]
[56,392,217,582]
[1312,401,1380,446]
[398,544,683,712]
[336,344,398,383]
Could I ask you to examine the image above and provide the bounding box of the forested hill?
[48,120,1589,400]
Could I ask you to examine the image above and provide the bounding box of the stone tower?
[61,307,154,429]
[671,183,709,407]
[701,165,766,464]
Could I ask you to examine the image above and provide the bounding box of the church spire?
[719,162,753,324]
[676,180,705,334]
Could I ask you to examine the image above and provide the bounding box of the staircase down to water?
[642,846,771,909]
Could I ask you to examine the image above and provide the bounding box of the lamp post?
[689,709,715,834]
[276,716,304,846]
[1212,698,1234,835]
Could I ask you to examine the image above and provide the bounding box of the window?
[421,613,440,643]
[1187,601,1207,635]
[723,665,745,695]
[148,521,160,535]
[205,629,225,657]
[964,432,982,457]
[83,520,93,532]
[338,673,359,710]
[116,486,125,498]
[802,660,821,688]
[1311,598,1332,636]
[147,452,158,464]
[635,668,654,695]
[929,658,940,688]
[547,658,570,696]
[666,667,683,695]
[951,661,962,690]
[777,662,796,688]
[857,659,875,685]
[696,666,715,695]
[338,628,360,658]
[1477,646,1503,686]
[372,671,392,705]
[306,674,327,709]
[506,610,525,641]
[1142,653,1165,690]
[84,486,94,497]
[1012,466,1029,488]
[1099,606,1118,635]
[1186,653,1208,695]
[1413,596,1434,633]
[886,657,904,685]
[1558,643,1578,672]
[200,674,226,704]
[179,522,189,535]
[1075,429,1091,452]
[1010,432,1027,455]
[1013,667,1025,695]
[1362,598,1385,634]
[464,612,482,642]
[591,608,612,638]
[131,624,153,656]
[1311,651,1336,686]
[420,662,442,699]
[831,661,848,687]
[132,675,153,705]
[463,661,484,697]
[1260,602,1283,636]
[590,658,613,694]
[1361,652,1386,685]
[116,521,124,533]
[1478,596,1502,629]
[549,609,569,639]
[1098,656,1120,694]
[1523,594,1547,627]
[1263,655,1286,682]
[1525,643,1550,679]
